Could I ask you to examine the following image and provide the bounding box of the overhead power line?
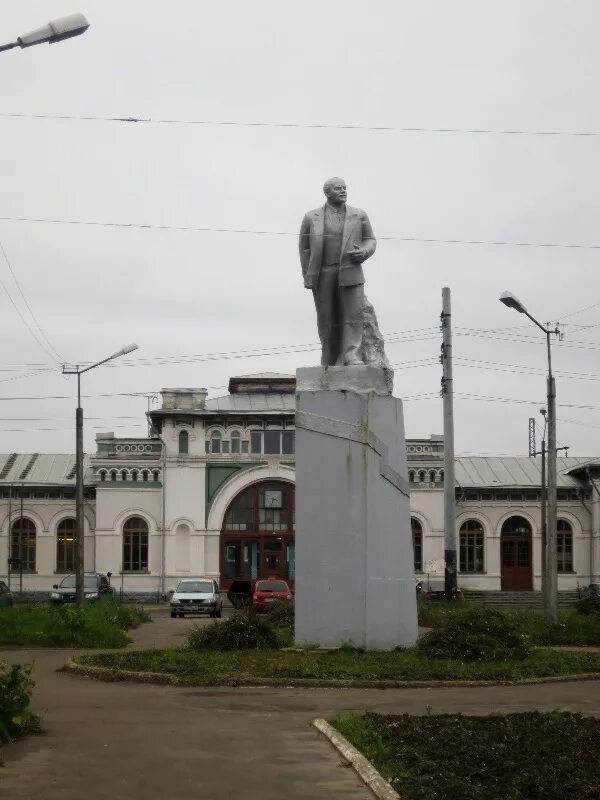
[1,214,600,251]
[0,239,64,362]
[2,111,600,138]
[557,300,600,321]
[0,275,58,364]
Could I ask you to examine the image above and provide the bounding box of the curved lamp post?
[0,13,89,53]
[499,291,560,624]
[63,343,138,605]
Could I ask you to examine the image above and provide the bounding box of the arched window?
[231,430,241,454]
[152,470,160,482]
[178,429,189,455]
[123,516,149,572]
[408,471,415,483]
[121,469,128,482]
[222,482,295,582]
[439,470,444,483]
[501,516,532,537]
[419,470,426,483]
[460,519,485,573]
[110,470,118,482]
[56,518,76,573]
[99,470,107,482]
[210,430,222,454]
[11,518,36,572]
[131,470,139,482]
[142,470,149,482]
[557,519,573,573]
[411,518,423,572]
[429,470,436,484]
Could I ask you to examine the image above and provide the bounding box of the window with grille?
[123,516,149,572]
[460,519,485,573]
[56,518,76,572]
[11,518,36,572]
[411,518,423,572]
[557,519,573,573]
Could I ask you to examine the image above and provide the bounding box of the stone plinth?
[294,366,418,650]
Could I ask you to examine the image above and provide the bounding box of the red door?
[501,537,532,590]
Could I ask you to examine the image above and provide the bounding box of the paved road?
[3,610,600,800]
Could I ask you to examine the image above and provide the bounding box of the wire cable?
[0,239,64,362]
[0,276,59,364]
[1,214,600,251]
[2,111,600,137]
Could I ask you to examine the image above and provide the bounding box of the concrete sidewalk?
[3,613,600,799]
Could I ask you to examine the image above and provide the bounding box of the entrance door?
[500,516,533,590]
[261,539,283,578]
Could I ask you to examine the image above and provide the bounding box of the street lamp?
[63,343,139,606]
[0,13,89,53]
[499,291,560,624]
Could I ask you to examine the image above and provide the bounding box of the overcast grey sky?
[0,0,599,456]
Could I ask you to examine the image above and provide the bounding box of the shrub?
[264,600,294,629]
[187,610,279,651]
[576,593,600,615]
[0,662,37,743]
[418,606,529,661]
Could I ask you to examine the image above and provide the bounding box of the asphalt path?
[2,609,600,799]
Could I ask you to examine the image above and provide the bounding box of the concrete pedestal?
[294,366,418,650]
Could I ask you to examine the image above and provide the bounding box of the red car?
[252,579,293,611]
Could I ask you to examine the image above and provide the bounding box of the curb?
[312,718,400,800]
[63,659,600,689]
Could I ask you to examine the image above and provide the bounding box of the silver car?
[169,578,223,619]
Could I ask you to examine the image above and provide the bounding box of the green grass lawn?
[75,644,600,684]
[419,600,600,646]
[333,711,600,800]
[0,600,150,648]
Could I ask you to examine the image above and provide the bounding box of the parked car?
[0,580,13,607]
[252,578,293,612]
[169,578,222,619]
[421,579,463,602]
[50,573,113,604]
[226,579,252,609]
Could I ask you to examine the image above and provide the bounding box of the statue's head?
[323,177,347,205]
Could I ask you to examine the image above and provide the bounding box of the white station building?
[1,373,599,600]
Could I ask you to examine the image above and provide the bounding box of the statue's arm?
[361,211,377,260]
[299,214,312,278]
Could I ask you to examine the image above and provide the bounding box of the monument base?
[294,366,418,650]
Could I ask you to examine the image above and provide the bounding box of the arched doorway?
[501,516,533,590]
[220,480,295,589]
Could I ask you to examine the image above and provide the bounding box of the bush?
[418,606,529,661]
[263,600,294,629]
[187,610,279,651]
[0,662,37,743]
[576,593,600,615]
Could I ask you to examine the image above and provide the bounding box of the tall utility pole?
[540,426,547,608]
[63,343,138,605]
[530,411,548,607]
[500,291,560,625]
[441,287,457,601]
[546,348,558,625]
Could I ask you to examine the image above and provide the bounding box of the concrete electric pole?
[441,287,457,601]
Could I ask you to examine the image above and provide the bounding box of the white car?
[169,578,223,619]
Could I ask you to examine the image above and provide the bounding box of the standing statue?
[299,178,387,368]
